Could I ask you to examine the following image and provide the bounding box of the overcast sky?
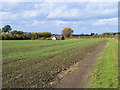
[0,0,118,34]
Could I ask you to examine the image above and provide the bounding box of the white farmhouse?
[52,37,56,40]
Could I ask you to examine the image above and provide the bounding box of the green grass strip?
[89,39,118,88]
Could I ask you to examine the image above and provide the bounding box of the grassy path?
[89,39,118,88]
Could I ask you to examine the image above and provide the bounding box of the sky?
[0,0,118,34]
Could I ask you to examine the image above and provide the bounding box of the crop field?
[2,39,105,88]
[90,39,118,88]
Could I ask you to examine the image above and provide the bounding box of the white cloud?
[78,2,117,19]
[32,20,45,26]
[55,20,69,26]
[93,18,118,26]
[55,20,84,26]
[2,2,117,21]
[84,2,117,16]
[1,2,23,12]
[2,0,119,2]
[2,12,18,20]
[102,9,116,15]
[2,0,26,2]
[34,2,62,16]
[47,4,87,20]
[22,3,56,19]
[22,10,39,19]
[48,8,79,19]
[34,2,56,10]
[47,5,67,18]
[46,2,117,20]
[1,2,118,33]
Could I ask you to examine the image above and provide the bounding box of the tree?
[80,33,84,36]
[25,33,32,39]
[92,34,98,38]
[62,27,73,37]
[2,25,12,32]
[91,33,95,36]
[11,30,18,34]
[11,30,24,35]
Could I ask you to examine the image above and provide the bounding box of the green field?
[89,39,118,88]
[2,39,105,88]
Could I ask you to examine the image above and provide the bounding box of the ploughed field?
[2,39,105,88]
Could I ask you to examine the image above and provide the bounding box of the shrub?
[31,37,35,40]
[49,38,52,40]
[40,37,45,40]
[70,35,73,38]
[65,37,69,40]
[45,38,52,40]
[38,38,41,40]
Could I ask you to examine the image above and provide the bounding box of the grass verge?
[89,39,118,88]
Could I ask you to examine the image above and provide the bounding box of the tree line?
[1,25,51,40]
[0,25,119,40]
[61,27,119,39]
[71,32,119,39]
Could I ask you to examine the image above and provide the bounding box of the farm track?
[53,40,108,88]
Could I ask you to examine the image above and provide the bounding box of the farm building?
[52,35,64,40]
[52,37,56,40]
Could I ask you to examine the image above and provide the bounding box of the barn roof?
[52,35,64,40]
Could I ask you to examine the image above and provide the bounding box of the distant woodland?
[1,25,119,40]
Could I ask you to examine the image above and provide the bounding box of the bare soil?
[2,40,107,88]
[52,40,108,88]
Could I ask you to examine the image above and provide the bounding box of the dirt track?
[53,40,108,88]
